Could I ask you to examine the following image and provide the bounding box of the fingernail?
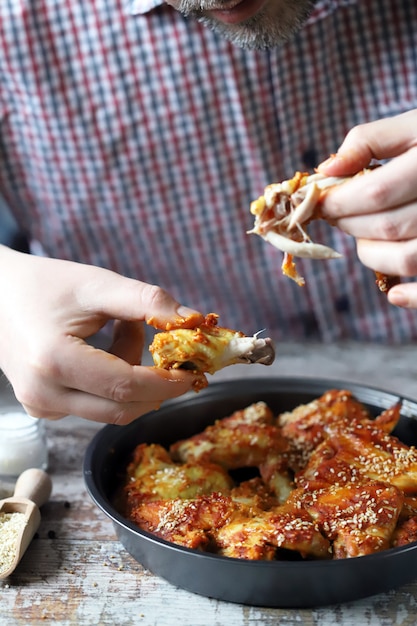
[176,305,199,318]
[317,154,338,169]
[388,289,409,308]
[170,306,204,330]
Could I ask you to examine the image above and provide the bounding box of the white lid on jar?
[0,408,48,476]
[0,411,43,437]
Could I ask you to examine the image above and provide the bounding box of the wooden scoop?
[0,468,52,578]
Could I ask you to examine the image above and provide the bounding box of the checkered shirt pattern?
[0,0,417,342]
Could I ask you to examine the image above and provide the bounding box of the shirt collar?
[127,0,358,22]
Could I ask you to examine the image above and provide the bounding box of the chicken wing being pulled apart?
[248,167,395,290]
[149,313,275,391]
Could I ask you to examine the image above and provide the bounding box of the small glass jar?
[0,407,48,478]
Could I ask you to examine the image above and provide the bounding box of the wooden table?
[2,340,417,626]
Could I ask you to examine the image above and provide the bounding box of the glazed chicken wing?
[124,443,233,514]
[170,402,292,502]
[289,480,403,558]
[297,417,417,495]
[278,389,401,472]
[129,493,233,551]
[248,167,396,289]
[215,499,330,560]
[149,313,275,391]
[130,490,330,560]
[170,401,279,467]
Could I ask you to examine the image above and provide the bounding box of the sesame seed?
[0,512,26,575]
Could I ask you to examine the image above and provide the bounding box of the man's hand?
[0,246,204,424]
[318,109,417,308]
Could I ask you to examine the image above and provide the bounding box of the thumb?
[317,148,370,177]
[317,111,417,177]
[79,270,204,330]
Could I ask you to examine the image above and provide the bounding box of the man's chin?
[195,12,303,50]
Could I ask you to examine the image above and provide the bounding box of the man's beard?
[175,1,317,50]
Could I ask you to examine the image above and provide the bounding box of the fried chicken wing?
[297,418,417,495]
[215,499,330,560]
[149,313,275,391]
[124,443,233,511]
[248,171,352,285]
[289,481,403,558]
[248,166,396,290]
[278,389,370,468]
[129,494,233,551]
[130,490,329,560]
[170,402,279,465]
[278,389,400,472]
[170,401,292,501]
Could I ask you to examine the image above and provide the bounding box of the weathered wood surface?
[1,341,417,626]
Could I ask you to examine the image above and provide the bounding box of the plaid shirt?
[1,0,417,342]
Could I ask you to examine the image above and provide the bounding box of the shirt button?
[301,148,318,170]
[335,295,350,313]
[300,312,319,336]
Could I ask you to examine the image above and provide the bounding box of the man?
[0,0,416,424]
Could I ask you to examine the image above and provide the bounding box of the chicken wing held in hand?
[149,313,275,390]
[248,166,395,290]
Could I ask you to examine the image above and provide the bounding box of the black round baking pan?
[83,377,417,608]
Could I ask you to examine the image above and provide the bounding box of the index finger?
[53,337,197,403]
